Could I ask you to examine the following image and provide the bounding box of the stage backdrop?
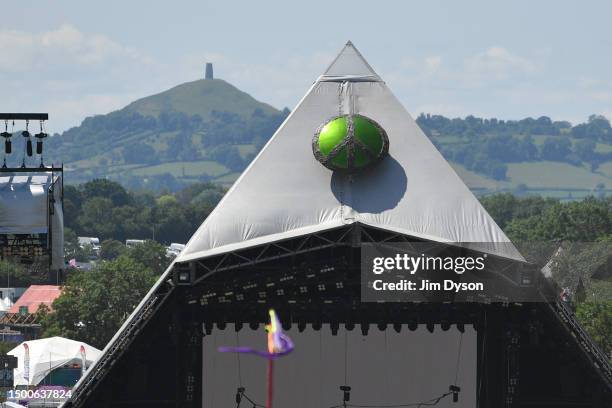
[203,324,476,408]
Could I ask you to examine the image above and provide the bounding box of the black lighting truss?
[65,223,612,408]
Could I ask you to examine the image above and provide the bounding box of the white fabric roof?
[178,42,523,262]
[0,172,64,269]
[8,336,101,386]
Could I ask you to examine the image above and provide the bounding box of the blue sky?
[2,0,612,132]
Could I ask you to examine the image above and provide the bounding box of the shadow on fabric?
[330,155,407,213]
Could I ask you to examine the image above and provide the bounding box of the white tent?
[176,41,522,262]
[8,337,101,386]
[0,173,64,269]
[0,296,12,313]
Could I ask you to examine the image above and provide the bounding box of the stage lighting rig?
[35,121,48,155]
[0,114,49,164]
[174,263,194,285]
[339,385,351,406]
[22,121,33,157]
[235,387,245,405]
[1,121,11,154]
[449,385,461,402]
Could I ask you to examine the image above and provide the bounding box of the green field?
[236,144,257,159]
[450,164,510,190]
[131,161,229,178]
[506,161,609,189]
[448,161,612,200]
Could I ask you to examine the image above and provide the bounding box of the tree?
[0,260,42,287]
[76,197,116,239]
[574,139,596,162]
[42,256,157,349]
[575,302,612,356]
[64,228,96,263]
[127,240,171,275]
[82,179,132,207]
[504,198,611,242]
[540,137,572,161]
[100,239,127,260]
[151,196,193,244]
[122,143,158,164]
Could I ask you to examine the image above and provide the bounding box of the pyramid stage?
[62,43,611,408]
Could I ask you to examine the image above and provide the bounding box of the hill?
[124,78,279,120]
[417,113,612,200]
[9,76,611,198]
[36,78,290,189]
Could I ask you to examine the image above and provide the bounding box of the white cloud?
[589,91,612,102]
[0,24,150,72]
[41,24,84,51]
[463,46,537,82]
[0,24,159,131]
[424,56,442,75]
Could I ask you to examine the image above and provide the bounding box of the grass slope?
[124,79,279,120]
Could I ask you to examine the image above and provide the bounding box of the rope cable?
[328,390,453,408]
[320,329,324,408]
[240,390,265,408]
[454,332,464,386]
[384,330,390,403]
[477,312,487,404]
[235,331,243,387]
[211,331,217,408]
[2,120,6,166]
[344,329,348,385]
[21,120,28,165]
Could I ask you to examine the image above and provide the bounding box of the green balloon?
[313,114,389,172]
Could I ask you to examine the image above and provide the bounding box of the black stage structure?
[64,224,611,408]
[62,43,611,408]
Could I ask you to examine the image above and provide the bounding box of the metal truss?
[548,299,612,391]
[66,281,175,408]
[0,312,41,326]
[185,225,356,284]
[180,223,535,286]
